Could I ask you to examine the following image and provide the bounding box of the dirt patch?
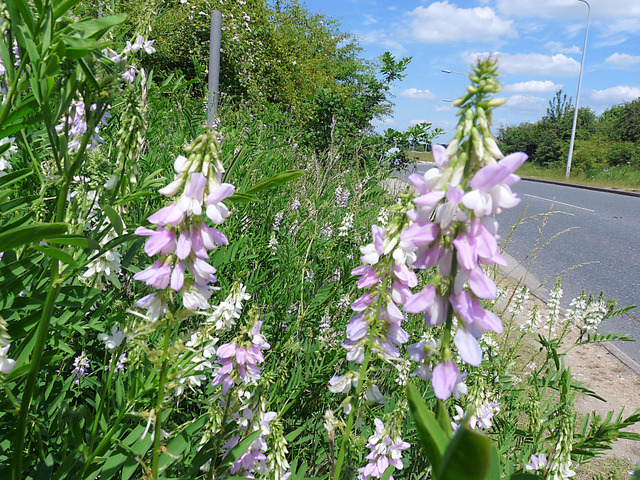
[567,339,640,461]
[496,269,640,465]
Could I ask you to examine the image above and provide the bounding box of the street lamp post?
[565,0,590,178]
[441,69,467,90]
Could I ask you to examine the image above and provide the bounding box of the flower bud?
[487,97,507,107]
[484,136,503,160]
[158,177,183,197]
[174,154,190,173]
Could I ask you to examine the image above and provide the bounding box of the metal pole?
[565,0,590,178]
[207,9,222,127]
[441,69,467,90]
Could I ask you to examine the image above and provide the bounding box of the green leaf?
[102,205,124,236]
[53,0,80,19]
[61,36,98,59]
[7,0,35,35]
[0,121,29,139]
[5,98,38,125]
[46,235,100,250]
[158,415,208,469]
[407,382,448,472]
[30,244,76,267]
[226,192,260,204]
[488,445,500,480]
[380,465,395,480]
[0,222,69,252]
[508,474,544,479]
[0,195,39,215]
[436,400,454,439]
[69,13,127,38]
[0,168,33,190]
[243,169,304,196]
[438,425,492,480]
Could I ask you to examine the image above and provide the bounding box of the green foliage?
[303,52,411,152]
[498,88,640,177]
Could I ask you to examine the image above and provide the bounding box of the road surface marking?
[524,194,595,212]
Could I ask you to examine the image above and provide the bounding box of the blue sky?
[302,0,640,140]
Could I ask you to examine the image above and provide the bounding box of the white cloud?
[504,80,563,93]
[435,105,452,112]
[593,36,628,48]
[362,14,377,26]
[506,95,547,113]
[372,118,395,129]
[586,86,640,105]
[410,119,428,125]
[407,1,515,43]
[357,30,406,56]
[497,0,640,20]
[464,51,580,76]
[400,88,436,100]
[605,53,640,68]
[545,41,580,54]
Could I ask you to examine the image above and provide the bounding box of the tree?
[618,98,640,143]
[384,128,408,148]
[406,122,444,152]
[304,52,412,152]
[545,89,572,122]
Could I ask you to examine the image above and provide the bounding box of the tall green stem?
[13,263,61,480]
[332,261,392,480]
[151,321,173,479]
[12,144,73,477]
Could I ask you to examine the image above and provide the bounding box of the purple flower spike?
[473,301,503,333]
[170,260,186,291]
[454,328,483,366]
[176,230,192,260]
[470,152,527,191]
[352,265,379,289]
[205,183,235,204]
[432,361,459,400]
[346,313,368,342]
[432,143,449,169]
[450,291,474,325]
[201,225,228,248]
[404,286,436,314]
[351,293,374,312]
[467,267,496,299]
[134,260,171,289]
[135,226,176,257]
[177,172,207,216]
[147,203,185,226]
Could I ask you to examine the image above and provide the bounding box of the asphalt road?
[407,163,640,369]
[497,178,640,368]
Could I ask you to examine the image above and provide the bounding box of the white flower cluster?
[0,136,17,177]
[175,332,218,396]
[338,213,354,237]
[0,320,15,375]
[508,285,530,316]
[206,283,251,332]
[521,304,542,332]
[547,280,563,333]
[566,292,607,333]
[82,226,126,290]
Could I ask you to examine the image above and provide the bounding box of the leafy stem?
[151,318,174,479]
